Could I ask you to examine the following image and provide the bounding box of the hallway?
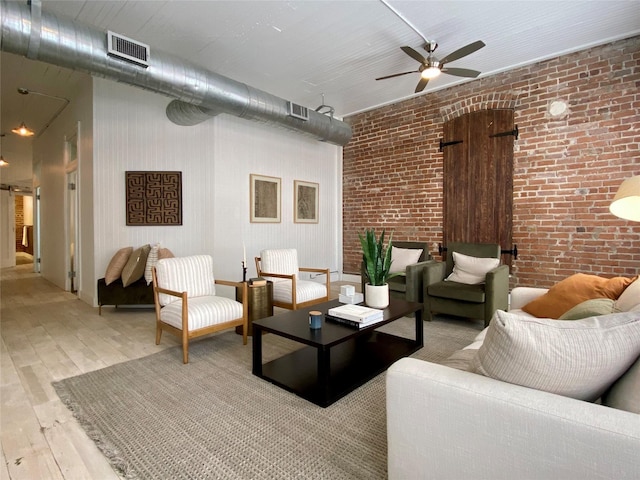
[1,264,166,479]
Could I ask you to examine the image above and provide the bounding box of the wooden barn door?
[442,109,515,266]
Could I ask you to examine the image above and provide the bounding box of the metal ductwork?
[0,0,352,146]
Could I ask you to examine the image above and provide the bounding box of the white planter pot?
[365,283,389,309]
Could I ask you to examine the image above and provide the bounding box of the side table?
[236,281,274,336]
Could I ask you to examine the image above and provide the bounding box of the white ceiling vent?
[287,102,309,121]
[107,31,149,68]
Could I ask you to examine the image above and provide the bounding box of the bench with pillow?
[97,244,173,314]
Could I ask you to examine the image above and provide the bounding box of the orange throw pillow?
[522,273,637,319]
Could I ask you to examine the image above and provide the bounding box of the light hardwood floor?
[1,264,356,479]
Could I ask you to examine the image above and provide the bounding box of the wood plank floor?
[1,264,356,479]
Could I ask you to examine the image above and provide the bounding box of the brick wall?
[14,195,25,253]
[343,36,640,288]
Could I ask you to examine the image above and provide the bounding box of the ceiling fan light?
[11,122,35,137]
[421,66,441,79]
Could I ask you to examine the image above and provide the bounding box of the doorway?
[66,170,78,293]
[442,109,515,266]
[15,193,34,266]
[0,189,15,268]
[65,130,79,294]
[35,186,41,273]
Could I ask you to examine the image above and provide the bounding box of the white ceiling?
[2,0,640,188]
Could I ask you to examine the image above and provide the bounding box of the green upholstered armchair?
[361,241,432,303]
[423,242,509,327]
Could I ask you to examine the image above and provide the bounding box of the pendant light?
[11,87,69,138]
[12,87,35,136]
[11,122,35,137]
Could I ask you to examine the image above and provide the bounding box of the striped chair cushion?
[160,296,243,331]
[155,255,216,306]
[260,249,299,281]
[272,279,327,304]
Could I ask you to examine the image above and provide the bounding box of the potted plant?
[358,228,397,308]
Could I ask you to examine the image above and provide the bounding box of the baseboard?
[341,273,360,283]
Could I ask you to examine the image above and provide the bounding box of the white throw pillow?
[615,278,640,312]
[144,243,160,285]
[389,246,423,274]
[445,252,499,285]
[471,310,640,401]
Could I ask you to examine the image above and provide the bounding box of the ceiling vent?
[107,31,149,68]
[287,102,309,121]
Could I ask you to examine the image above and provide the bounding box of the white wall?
[22,195,33,225]
[91,79,342,305]
[33,76,93,292]
[0,190,16,268]
[213,115,342,281]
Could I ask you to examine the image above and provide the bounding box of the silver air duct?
[0,1,352,146]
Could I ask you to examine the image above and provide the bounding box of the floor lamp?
[610,175,640,222]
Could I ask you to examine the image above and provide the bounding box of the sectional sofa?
[386,276,640,479]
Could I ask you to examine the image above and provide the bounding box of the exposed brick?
[343,36,640,288]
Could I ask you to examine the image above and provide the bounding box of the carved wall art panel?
[126,171,182,226]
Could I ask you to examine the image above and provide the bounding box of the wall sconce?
[11,87,70,138]
[610,175,640,222]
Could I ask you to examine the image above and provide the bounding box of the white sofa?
[386,285,640,480]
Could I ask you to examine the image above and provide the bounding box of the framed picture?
[294,180,319,223]
[250,174,281,223]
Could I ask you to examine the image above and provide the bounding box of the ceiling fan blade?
[441,67,481,78]
[375,70,419,81]
[415,77,429,93]
[401,46,427,64]
[439,40,485,65]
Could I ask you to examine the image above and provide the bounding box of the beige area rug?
[53,316,482,480]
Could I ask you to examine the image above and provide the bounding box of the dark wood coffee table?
[252,298,423,407]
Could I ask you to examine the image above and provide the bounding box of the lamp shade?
[609,175,640,222]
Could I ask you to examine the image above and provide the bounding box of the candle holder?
[242,261,247,283]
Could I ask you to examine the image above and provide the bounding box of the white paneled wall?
[93,79,218,270]
[91,79,342,305]
[213,116,342,282]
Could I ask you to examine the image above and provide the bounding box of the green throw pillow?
[558,298,616,320]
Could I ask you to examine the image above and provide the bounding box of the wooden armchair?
[255,248,330,310]
[152,255,248,363]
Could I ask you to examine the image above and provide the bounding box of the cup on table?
[309,310,322,329]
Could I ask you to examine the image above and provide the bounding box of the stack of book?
[326,304,384,328]
[249,277,267,286]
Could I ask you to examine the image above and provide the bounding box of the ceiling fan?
[376,40,485,93]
